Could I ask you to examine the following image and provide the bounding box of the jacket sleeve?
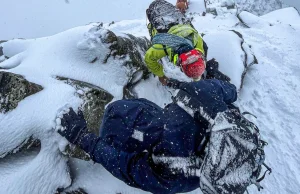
[215,79,237,104]
[145,44,168,77]
[77,133,171,193]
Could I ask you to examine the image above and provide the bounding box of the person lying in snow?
[145,0,230,85]
[57,78,269,194]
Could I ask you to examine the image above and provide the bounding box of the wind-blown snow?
[1,1,300,194]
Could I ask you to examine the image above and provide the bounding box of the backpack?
[152,32,195,58]
[199,110,271,194]
[146,0,186,34]
[174,85,272,194]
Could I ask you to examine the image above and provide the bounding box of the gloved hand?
[206,58,231,82]
[214,70,231,82]
[166,78,184,89]
[58,108,87,144]
[206,58,219,77]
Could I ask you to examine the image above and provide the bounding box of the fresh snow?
[1,1,300,194]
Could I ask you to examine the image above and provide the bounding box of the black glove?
[58,108,87,144]
[214,70,231,82]
[206,58,231,82]
[206,58,219,77]
[166,78,184,89]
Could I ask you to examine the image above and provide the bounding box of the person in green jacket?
[145,23,208,85]
[145,0,230,86]
[145,0,208,85]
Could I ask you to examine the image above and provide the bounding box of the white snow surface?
[1,1,300,194]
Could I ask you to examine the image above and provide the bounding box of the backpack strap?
[162,45,169,56]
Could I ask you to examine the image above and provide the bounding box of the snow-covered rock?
[261,7,300,26]
[1,1,300,194]
[0,72,43,113]
[238,11,271,28]
[204,0,286,16]
[235,0,285,16]
[204,31,248,89]
[0,24,152,193]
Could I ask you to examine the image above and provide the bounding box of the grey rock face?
[235,0,284,16]
[100,27,151,98]
[0,136,40,158]
[79,26,151,98]
[0,40,8,63]
[0,71,43,113]
[204,0,285,15]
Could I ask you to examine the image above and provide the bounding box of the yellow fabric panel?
[145,44,171,77]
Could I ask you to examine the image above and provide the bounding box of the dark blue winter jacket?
[77,79,237,194]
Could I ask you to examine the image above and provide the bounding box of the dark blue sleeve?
[214,79,237,104]
[77,133,172,193]
[176,79,237,118]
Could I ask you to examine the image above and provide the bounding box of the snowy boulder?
[0,71,43,158]
[0,41,5,56]
[0,24,153,193]
[204,0,285,16]
[235,0,285,16]
[204,30,256,89]
[260,7,300,26]
[238,11,271,28]
[0,40,8,63]
[204,0,236,15]
[0,71,43,113]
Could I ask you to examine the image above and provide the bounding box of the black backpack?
[146,0,186,33]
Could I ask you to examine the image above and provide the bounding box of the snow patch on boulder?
[203,31,245,89]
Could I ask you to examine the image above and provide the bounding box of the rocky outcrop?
[0,71,43,158]
[204,0,285,16]
[235,0,285,16]
[204,0,235,15]
[78,25,151,98]
[0,40,8,63]
[103,28,152,98]
[0,71,43,113]
[0,25,153,193]
[0,136,40,158]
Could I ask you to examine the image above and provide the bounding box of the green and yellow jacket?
[145,24,206,77]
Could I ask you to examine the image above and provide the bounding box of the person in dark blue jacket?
[58,79,237,194]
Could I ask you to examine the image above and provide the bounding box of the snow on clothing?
[145,24,206,77]
[76,79,237,194]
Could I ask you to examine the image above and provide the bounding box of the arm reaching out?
[57,108,173,194]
